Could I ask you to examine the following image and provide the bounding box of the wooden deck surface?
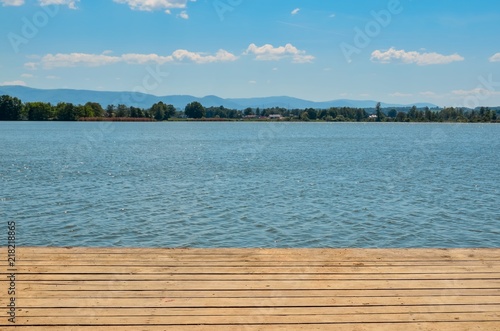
[1,247,500,330]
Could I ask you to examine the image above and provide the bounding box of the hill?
[0,86,438,110]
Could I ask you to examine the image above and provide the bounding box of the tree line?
[0,95,498,123]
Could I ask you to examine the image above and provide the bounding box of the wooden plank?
[15,260,500,267]
[9,312,500,325]
[11,272,500,281]
[4,322,500,331]
[11,296,500,308]
[14,247,500,260]
[8,265,500,274]
[15,288,500,298]
[12,279,500,290]
[1,247,499,330]
[14,305,500,317]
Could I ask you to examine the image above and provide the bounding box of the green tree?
[26,102,54,121]
[106,105,115,117]
[416,109,425,122]
[408,105,417,121]
[300,111,309,121]
[355,109,366,122]
[137,108,145,118]
[116,104,130,118]
[244,107,254,116]
[164,104,176,120]
[227,109,240,119]
[56,102,78,121]
[185,101,205,119]
[395,111,407,122]
[130,107,138,118]
[151,101,167,121]
[76,104,95,118]
[387,109,397,118]
[85,102,104,117]
[317,109,328,120]
[306,108,317,120]
[375,102,383,122]
[0,95,23,121]
[480,107,492,122]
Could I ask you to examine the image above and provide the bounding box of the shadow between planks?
[1,247,499,330]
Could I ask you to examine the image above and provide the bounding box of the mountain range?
[0,86,438,110]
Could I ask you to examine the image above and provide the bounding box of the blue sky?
[1,0,500,107]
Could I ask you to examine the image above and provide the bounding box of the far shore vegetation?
[0,95,498,123]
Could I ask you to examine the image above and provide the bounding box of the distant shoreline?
[1,94,498,123]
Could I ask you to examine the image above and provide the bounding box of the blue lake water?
[1,121,499,247]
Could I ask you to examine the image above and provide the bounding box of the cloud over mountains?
[25,43,314,69]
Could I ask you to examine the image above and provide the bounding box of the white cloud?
[489,53,500,62]
[389,92,413,97]
[244,43,314,63]
[371,47,464,65]
[329,13,336,18]
[248,80,256,84]
[24,62,38,70]
[2,0,79,7]
[292,54,315,63]
[39,0,79,9]
[113,0,190,11]
[420,91,437,97]
[21,73,34,78]
[291,8,300,15]
[1,80,26,86]
[46,75,60,79]
[121,53,172,64]
[171,49,237,63]
[1,0,24,6]
[452,88,500,97]
[28,49,238,69]
[178,10,188,19]
[38,53,122,69]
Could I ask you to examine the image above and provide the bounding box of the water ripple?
[1,122,499,247]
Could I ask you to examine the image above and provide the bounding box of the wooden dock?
[1,247,500,330]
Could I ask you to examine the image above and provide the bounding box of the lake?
[1,121,499,247]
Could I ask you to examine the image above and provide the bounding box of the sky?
[1,0,500,107]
